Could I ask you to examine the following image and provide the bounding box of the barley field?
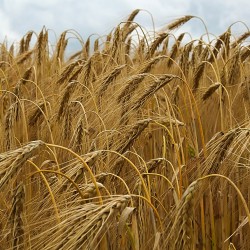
[0,10,250,249]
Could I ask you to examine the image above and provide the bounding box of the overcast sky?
[1,0,250,46]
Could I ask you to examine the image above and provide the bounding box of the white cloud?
[1,0,250,45]
[0,9,20,43]
[186,0,250,35]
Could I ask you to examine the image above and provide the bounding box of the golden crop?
[0,10,249,249]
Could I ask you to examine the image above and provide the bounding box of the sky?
[1,0,250,47]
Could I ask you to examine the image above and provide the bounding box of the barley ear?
[202,82,221,101]
[167,15,194,30]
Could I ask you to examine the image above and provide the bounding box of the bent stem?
[46,143,103,204]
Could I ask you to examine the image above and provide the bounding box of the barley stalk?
[228,52,241,86]
[20,66,33,85]
[231,31,250,48]
[167,33,185,67]
[98,64,126,98]
[115,119,151,154]
[131,74,176,111]
[208,130,237,174]
[193,62,206,91]
[0,140,45,189]
[57,80,78,120]
[28,101,46,126]
[146,33,168,59]
[202,82,221,101]
[55,31,67,61]
[9,182,25,250]
[5,103,17,150]
[167,15,194,30]
[24,31,33,52]
[56,59,84,84]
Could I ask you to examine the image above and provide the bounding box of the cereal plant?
[0,10,249,249]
